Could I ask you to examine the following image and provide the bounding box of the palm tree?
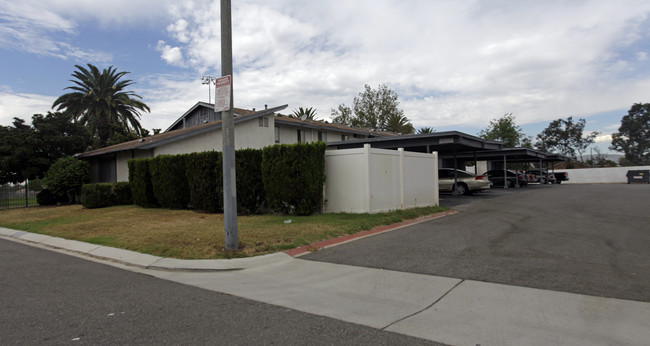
[53,64,150,147]
[291,107,318,120]
[417,127,435,134]
[384,113,415,134]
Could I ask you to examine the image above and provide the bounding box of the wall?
[324,144,438,213]
[557,166,650,184]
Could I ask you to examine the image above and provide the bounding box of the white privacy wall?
[558,166,650,184]
[324,144,438,214]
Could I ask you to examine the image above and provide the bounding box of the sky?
[2,0,650,155]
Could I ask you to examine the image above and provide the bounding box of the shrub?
[113,182,132,205]
[43,156,90,204]
[236,148,265,214]
[128,159,157,208]
[149,154,190,209]
[262,142,326,215]
[186,151,222,213]
[36,188,62,206]
[81,182,132,209]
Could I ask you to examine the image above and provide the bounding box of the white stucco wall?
[556,166,650,184]
[324,145,438,214]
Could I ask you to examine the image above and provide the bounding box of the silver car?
[438,168,491,195]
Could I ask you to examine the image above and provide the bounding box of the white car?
[438,168,491,195]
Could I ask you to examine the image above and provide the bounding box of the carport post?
[473,151,478,175]
[453,149,459,196]
[503,155,507,189]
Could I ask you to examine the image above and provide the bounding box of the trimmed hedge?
[149,154,190,209]
[81,182,132,209]
[124,143,325,215]
[186,151,222,213]
[128,159,157,208]
[262,142,326,215]
[236,148,265,214]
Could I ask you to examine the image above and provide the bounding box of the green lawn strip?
[0,205,448,259]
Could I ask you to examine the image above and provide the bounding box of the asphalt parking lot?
[303,183,650,302]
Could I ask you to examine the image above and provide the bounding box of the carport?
[328,131,567,193]
[328,131,505,195]
[439,148,569,188]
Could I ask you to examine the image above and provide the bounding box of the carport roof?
[439,147,569,162]
[327,131,504,154]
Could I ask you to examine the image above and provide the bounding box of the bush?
[113,182,132,205]
[262,142,326,215]
[81,182,132,209]
[149,154,190,209]
[43,156,90,204]
[128,159,157,208]
[186,151,222,213]
[36,188,62,206]
[236,148,265,214]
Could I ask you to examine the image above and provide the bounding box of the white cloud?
[151,0,650,130]
[594,134,613,143]
[156,41,186,67]
[0,88,56,125]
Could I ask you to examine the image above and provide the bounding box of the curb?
[284,210,458,257]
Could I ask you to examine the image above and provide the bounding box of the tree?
[478,113,526,148]
[52,64,150,147]
[417,127,435,134]
[610,103,650,165]
[43,156,90,203]
[0,113,92,184]
[291,107,318,120]
[331,84,414,134]
[535,117,598,161]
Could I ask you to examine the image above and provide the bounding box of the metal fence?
[0,180,43,210]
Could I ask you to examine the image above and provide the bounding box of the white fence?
[557,165,650,184]
[323,144,438,214]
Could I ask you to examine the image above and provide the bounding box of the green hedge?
[236,148,265,214]
[149,154,190,209]
[81,182,132,209]
[186,151,222,213]
[124,143,325,215]
[128,159,157,208]
[262,142,326,215]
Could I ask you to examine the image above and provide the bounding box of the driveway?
[302,184,650,302]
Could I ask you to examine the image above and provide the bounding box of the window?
[318,131,327,142]
[258,117,268,127]
[274,126,280,143]
[297,129,302,143]
[342,134,349,141]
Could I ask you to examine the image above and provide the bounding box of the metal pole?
[221,0,238,250]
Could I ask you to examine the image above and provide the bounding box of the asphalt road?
[0,239,439,345]
[303,184,650,302]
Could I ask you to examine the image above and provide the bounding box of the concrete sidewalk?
[2,226,649,345]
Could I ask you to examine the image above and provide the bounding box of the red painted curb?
[284,210,458,257]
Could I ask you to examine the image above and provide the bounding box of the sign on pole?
[214,75,232,112]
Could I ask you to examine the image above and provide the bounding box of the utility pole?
[221,0,238,250]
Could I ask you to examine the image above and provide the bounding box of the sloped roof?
[164,101,255,132]
[274,115,399,137]
[78,105,287,158]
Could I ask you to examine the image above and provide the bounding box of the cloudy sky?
[2,0,650,153]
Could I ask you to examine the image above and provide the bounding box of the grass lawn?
[0,204,447,259]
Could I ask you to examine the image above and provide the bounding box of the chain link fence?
[0,179,43,210]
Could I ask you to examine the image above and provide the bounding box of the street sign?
[214,75,231,112]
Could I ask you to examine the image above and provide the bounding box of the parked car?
[483,170,528,188]
[438,168,491,195]
[526,169,557,184]
[552,171,569,184]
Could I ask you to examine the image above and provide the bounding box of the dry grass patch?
[0,204,447,259]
